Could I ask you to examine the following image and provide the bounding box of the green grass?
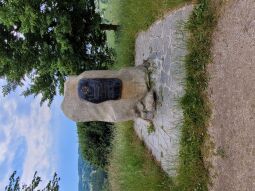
[176,0,218,190]
[99,0,120,48]
[105,0,190,69]
[108,122,173,191]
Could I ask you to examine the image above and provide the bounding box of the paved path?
[134,5,193,176]
[208,0,255,190]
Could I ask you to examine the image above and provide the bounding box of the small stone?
[143,91,156,112]
[136,101,145,113]
[141,111,154,121]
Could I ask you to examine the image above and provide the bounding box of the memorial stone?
[61,65,156,122]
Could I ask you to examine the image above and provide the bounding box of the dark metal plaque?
[78,78,122,103]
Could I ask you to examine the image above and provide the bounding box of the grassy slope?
[105,0,218,190]
[108,122,173,191]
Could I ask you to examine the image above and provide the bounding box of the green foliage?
[108,122,173,191]
[5,171,60,191]
[0,0,114,105]
[147,122,155,134]
[77,122,114,169]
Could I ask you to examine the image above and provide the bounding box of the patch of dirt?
[207,0,255,190]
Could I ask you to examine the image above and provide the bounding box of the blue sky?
[0,79,78,190]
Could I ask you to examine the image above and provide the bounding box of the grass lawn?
[103,0,219,190]
[108,122,173,191]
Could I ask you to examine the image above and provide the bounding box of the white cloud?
[0,91,57,189]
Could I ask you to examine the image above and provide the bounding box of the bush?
[77,122,114,168]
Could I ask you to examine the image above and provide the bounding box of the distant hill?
[78,148,107,191]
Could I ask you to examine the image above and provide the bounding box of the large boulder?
[61,65,150,122]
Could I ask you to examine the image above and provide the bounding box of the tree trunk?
[99,24,119,31]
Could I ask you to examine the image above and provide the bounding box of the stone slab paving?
[134,5,193,176]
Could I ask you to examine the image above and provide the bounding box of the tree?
[5,171,60,191]
[77,122,114,168]
[99,23,119,31]
[0,0,114,105]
